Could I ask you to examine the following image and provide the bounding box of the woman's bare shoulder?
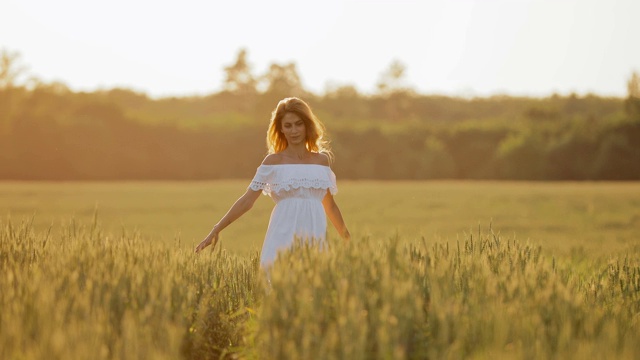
[261,154,282,165]
[313,152,331,166]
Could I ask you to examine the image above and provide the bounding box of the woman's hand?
[195,227,220,253]
[342,229,351,241]
[194,189,260,254]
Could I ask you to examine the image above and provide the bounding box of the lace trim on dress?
[249,177,337,195]
[248,164,338,196]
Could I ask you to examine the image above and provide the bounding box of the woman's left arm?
[322,191,351,241]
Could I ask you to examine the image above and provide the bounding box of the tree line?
[1,48,639,180]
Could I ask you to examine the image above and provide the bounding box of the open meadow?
[1,181,639,359]
[2,180,639,258]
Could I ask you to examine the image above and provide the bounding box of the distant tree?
[256,62,308,116]
[101,88,148,109]
[324,82,360,99]
[591,124,640,179]
[524,106,560,121]
[374,59,415,121]
[0,49,28,89]
[0,49,30,136]
[262,62,305,97]
[222,48,257,96]
[376,59,412,95]
[322,83,368,120]
[35,81,71,95]
[628,71,640,98]
[625,71,640,119]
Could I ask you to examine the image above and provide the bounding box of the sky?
[1,0,639,98]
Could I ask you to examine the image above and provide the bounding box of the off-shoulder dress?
[249,164,338,267]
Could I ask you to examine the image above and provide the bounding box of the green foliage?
[625,72,640,120]
[1,81,639,180]
[223,48,258,99]
[497,129,546,179]
[0,48,27,89]
[443,121,510,179]
[591,121,640,179]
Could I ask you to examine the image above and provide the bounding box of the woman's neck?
[283,144,311,160]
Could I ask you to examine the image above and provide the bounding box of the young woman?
[195,97,350,267]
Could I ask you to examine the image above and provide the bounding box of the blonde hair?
[267,97,332,159]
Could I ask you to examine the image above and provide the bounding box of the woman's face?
[281,112,306,146]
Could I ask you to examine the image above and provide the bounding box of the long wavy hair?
[266,97,332,159]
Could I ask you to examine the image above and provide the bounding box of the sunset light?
[2,0,639,97]
[2,1,640,359]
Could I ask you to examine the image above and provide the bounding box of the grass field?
[2,180,639,258]
[2,181,640,359]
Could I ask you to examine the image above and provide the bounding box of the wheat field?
[3,180,638,256]
[1,181,639,359]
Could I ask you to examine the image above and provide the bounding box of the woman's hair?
[266,97,332,159]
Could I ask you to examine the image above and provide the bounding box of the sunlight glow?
[2,0,638,97]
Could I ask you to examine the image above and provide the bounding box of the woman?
[195,97,350,267]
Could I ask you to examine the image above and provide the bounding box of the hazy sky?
[2,0,639,98]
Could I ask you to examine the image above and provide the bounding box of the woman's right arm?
[194,188,261,253]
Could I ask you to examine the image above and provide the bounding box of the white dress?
[249,164,338,267]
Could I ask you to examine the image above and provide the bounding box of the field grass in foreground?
[1,218,639,359]
[1,181,639,260]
